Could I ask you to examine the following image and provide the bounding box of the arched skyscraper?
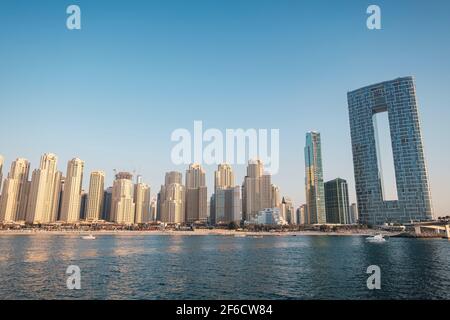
[347,77,433,225]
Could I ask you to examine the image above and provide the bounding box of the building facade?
[111,172,135,224]
[324,178,350,224]
[305,132,326,224]
[159,171,185,223]
[60,158,85,223]
[215,185,242,224]
[86,171,105,221]
[348,77,433,225]
[134,177,151,223]
[26,153,62,224]
[242,160,272,222]
[0,158,30,222]
[185,164,207,223]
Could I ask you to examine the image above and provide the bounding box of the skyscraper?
[214,163,234,190]
[213,164,241,225]
[102,187,113,221]
[26,153,62,224]
[111,172,135,224]
[296,204,307,225]
[324,178,350,224]
[281,197,294,224]
[149,197,157,221]
[185,164,207,223]
[305,132,326,224]
[349,203,358,224]
[60,158,84,223]
[79,191,88,220]
[134,176,151,223]
[348,77,433,225]
[271,185,281,209]
[0,158,30,222]
[242,159,272,222]
[86,171,105,221]
[159,171,185,223]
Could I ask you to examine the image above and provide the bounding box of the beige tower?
[242,159,272,222]
[159,171,185,223]
[150,197,157,221]
[111,172,135,224]
[185,164,207,223]
[271,185,281,208]
[134,176,151,224]
[214,163,234,191]
[60,158,84,223]
[0,158,30,222]
[86,171,105,221]
[26,153,62,224]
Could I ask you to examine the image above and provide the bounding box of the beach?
[0,228,396,237]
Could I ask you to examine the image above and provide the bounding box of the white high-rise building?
[159,171,185,223]
[242,160,272,222]
[185,164,207,223]
[281,197,294,224]
[60,158,84,223]
[86,171,105,221]
[212,164,242,225]
[111,172,135,224]
[134,177,151,223]
[0,158,30,222]
[271,185,281,209]
[150,197,158,221]
[214,163,234,190]
[26,153,62,224]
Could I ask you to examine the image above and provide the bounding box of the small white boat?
[234,234,246,238]
[366,234,386,242]
[81,234,96,240]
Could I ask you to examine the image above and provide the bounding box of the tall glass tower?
[305,131,326,224]
[347,77,433,225]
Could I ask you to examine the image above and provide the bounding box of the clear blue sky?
[1,0,449,216]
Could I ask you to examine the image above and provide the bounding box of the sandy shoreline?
[0,229,393,237]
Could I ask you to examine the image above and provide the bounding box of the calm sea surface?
[0,234,449,299]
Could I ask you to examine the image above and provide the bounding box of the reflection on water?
[0,235,449,299]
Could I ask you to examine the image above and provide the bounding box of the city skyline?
[1,1,450,216]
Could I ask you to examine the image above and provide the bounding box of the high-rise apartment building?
[60,158,84,223]
[111,172,135,224]
[271,185,281,209]
[185,164,207,223]
[134,177,151,223]
[79,191,88,220]
[86,171,105,221]
[348,77,433,225]
[349,203,358,224]
[26,153,62,224]
[159,171,185,223]
[102,187,113,221]
[0,158,30,222]
[324,178,350,224]
[214,164,234,190]
[211,163,242,225]
[281,197,294,224]
[305,132,326,224]
[296,204,307,225]
[242,160,272,222]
